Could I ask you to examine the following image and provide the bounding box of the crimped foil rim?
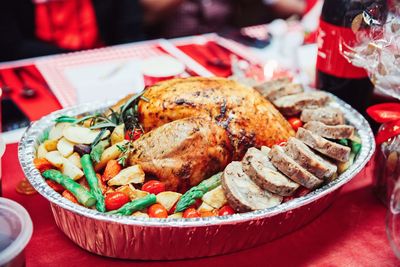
[18,94,375,227]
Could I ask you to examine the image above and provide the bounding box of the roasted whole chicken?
[113,77,294,191]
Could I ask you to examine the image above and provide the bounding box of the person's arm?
[0,1,66,62]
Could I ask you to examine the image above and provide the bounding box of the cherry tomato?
[105,192,130,211]
[200,210,217,217]
[183,208,200,218]
[218,205,235,216]
[62,190,78,204]
[125,128,142,141]
[142,180,166,195]
[169,202,177,214]
[46,180,64,193]
[148,204,168,218]
[287,117,303,131]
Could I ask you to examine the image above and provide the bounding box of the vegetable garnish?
[142,180,166,195]
[90,140,109,164]
[175,173,222,213]
[148,204,168,218]
[105,192,130,211]
[183,208,200,218]
[81,155,106,212]
[42,169,96,207]
[108,194,157,216]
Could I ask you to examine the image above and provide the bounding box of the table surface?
[2,143,398,267]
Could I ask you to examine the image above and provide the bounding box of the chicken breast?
[129,116,232,192]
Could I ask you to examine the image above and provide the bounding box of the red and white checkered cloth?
[36,39,212,107]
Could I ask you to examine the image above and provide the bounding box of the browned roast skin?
[137,77,295,159]
[128,116,232,192]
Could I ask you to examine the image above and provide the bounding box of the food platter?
[19,90,375,260]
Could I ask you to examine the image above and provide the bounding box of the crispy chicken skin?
[114,77,294,191]
[128,116,232,192]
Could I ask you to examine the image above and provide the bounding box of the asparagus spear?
[42,169,96,207]
[175,172,222,213]
[81,154,106,212]
[108,194,157,215]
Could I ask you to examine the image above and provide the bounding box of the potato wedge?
[94,140,128,171]
[48,122,70,141]
[197,202,214,213]
[37,143,48,159]
[201,185,227,209]
[156,191,182,211]
[63,125,110,144]
[67,152,82,169]
[111,124,125,145]
[60,159,84,180]
[132,189,149,200]
[43,139,58,151]
[57,138,75,157]
[168,212,183,218]
[45,151,64,168]
[44,151,83,180]
[115,184,136,200]
[131,211,149,218]
[107,165,145,186]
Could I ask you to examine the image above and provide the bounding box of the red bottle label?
[316,19,368,79]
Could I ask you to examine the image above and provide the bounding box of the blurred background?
[0,0,309,62]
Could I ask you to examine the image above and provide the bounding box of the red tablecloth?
[2,143,398,267]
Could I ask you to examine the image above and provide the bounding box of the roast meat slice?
[222,161,282,212]
[242,148,299,196]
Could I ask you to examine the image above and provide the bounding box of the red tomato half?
[105,192,130,211]
[287,117,303,131]
[183,208,200,218]
[46,180,64,193]
[142,180,166,195]
[148,204,168,218]
[218,205,235,216]
[62,190,78,204]
[125,128,142,141]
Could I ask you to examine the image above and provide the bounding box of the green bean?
[81,154,106,212]
[42,169,96,207]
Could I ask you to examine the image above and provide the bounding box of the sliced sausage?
[303,121,354,139]
[273,92,330,116]
[268,145,323,189]
[284,137,337,179]
[300,107,345,125]
[221,161,282,212]
[296,128,351,162]
[242,148,299,196]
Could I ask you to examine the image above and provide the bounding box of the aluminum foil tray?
[18,94,375,260]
